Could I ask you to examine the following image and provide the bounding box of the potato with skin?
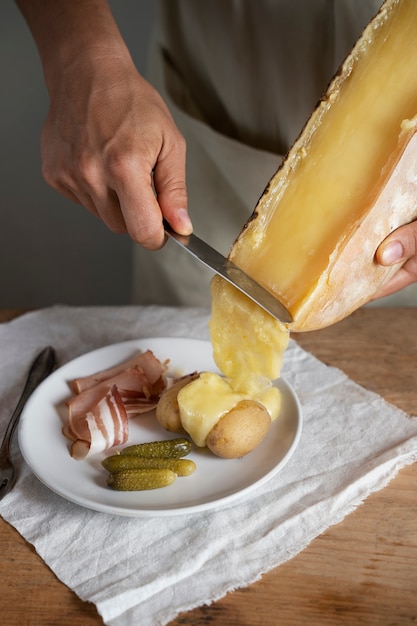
[156,373,273,459]
[205,400,271,459]
[156,373,199,434]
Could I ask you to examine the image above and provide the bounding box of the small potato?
[156,373,199,434]
[206,399,271,459]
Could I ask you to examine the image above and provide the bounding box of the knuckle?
[74,153,101,188]
[104,148,140,185]
[129,220,164,250]
[172,131,186,153]
[127,211,165,250]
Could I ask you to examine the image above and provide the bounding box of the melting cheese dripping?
[177,276,290,447]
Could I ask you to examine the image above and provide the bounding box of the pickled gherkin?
[107,468,177,491]
[104,437,195,491]
[102,454,196,476]
[120,438,192,459]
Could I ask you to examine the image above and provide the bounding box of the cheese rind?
[229,0,417,331]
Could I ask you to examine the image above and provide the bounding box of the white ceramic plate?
[18,338,302,517]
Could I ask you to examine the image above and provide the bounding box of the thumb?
[376,221,417,266]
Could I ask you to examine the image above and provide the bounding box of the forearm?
[15,0,132,93]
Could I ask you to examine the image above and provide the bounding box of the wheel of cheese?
[228,0,417,331]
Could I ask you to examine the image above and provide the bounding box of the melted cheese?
[177,373,244,447]
[178,278,289,446]
[178,371,282,448]
[209,277,289,394]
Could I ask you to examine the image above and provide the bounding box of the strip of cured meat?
[71,349,168,393]
[63,349,169,460]
[70,385,128,460]
[67,367,154,425]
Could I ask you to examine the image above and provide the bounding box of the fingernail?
[380,241,404,265]
[177,208,193,234]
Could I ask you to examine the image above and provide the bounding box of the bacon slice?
[72,350,168,393]
[70,386,128,460]
[64,349,169,459]
[67,367,152,425]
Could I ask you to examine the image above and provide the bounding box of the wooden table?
[1,307,416,625]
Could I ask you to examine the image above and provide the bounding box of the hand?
[41,56,191,250]
[17,0,192,250]
[373,221,417,299]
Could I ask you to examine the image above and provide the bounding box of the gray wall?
[0,1,156,307]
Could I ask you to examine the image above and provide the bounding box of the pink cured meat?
[70,385,129,460]
[72,349,168,393]
[67,367,154,425]
[64,349,169,460]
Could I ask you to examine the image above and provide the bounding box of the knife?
[164,222,293,324]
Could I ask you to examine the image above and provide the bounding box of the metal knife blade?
[164,223,293,324]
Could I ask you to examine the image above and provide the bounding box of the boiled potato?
[205,399,271,459]
[156,373,273,458]
[156,373,199,434]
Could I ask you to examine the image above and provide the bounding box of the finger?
[153,136,192,236]
[372,256,417,299]
[93,188,129,234]
[46,174,101,221]
[113,169,166,249]
[52,172,128,233]
[373,221,417,299]
[376,221,417,266]
[45,151,161,242]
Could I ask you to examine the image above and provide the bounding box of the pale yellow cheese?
[229,0,417,331]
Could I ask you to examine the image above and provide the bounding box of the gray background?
[0,1,156,307]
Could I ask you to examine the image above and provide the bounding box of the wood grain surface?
[0,307,416,625]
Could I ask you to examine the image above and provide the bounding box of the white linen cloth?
[1,305,417,626]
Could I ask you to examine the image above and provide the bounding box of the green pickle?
[102,455,196,476]
[120,437,192,459]
[104,438,195,491]
[107,468,177,491]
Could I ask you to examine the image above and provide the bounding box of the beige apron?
[131,0,415,307]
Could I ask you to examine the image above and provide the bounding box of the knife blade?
[164,222,293,324]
